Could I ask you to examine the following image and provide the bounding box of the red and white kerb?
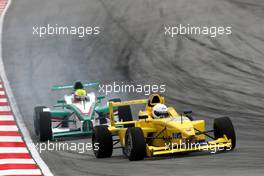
[0,79,42,175]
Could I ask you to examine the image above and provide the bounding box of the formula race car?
[33,81,131,141]
[92,94,236,161]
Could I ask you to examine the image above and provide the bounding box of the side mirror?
[183,109,192,115]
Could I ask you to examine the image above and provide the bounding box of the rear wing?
[51,81,99,91]
[108,99,148,126]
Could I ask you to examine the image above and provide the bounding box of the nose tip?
[182,128,195,138]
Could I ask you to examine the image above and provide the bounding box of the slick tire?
[39,109,53,142]
[34,106,46,136]
[124,127,146,161]
[92,125,113,158]
[118,104,133,127]
[98,98,122,125]
[214,116,236,150]
[109,98,133,127]
[118,105,133,122]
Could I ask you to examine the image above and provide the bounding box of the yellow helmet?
[75,89,87,97]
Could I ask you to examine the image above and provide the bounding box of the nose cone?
[165,119,195,138]
[181,127,195,138]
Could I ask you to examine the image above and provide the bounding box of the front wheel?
[34,106,46,136]
[214,116,236,150]
[92,126,113,158]
[123,127,146,161]
[39,109,53,142]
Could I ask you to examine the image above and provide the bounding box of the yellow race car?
[92,94,236,161]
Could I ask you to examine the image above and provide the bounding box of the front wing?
[146,135,232,157]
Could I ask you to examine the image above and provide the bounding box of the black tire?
[109,98,133,122]
[109,98,133,127]
[92,126,113,158]
[118,105,133,122]
[39,110,53,142]
[214,116,236,150]
[123,127,146,161]
[33,106,46,136]
[97,98,121,125]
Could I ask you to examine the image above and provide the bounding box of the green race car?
[33,81,129,141]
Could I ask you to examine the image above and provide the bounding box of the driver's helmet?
[152,103,169,118]
[74,89,87,101]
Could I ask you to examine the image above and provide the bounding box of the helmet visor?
[154,110,169,118]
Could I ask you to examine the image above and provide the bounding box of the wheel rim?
[125,132,133,156]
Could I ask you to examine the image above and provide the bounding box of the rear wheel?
[39,109,53,142]
[109,98,134,128]
[92,126,113,158]
[118,105,133,122]
[123,127,146,161]
[109,98,133,122]
[34,106,46,136]
[98,98,122,125]
[214,116,236,150]
[118,103,133,128]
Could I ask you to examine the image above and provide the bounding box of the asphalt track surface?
[2,0,264,175]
